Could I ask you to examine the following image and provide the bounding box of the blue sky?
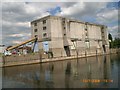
[47,6,61,15]
[1,1,119,50]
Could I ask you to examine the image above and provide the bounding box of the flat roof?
[31,15,106,27]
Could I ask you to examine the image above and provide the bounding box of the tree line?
[108,33,120,48]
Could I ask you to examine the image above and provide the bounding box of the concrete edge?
[1,52,118,68]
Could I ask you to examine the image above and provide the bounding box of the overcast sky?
[1,1,120,48]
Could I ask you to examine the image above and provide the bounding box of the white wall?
[50,17,64,48]
[87,25,102,40]
[70,22,85,39]
[50,17,63,38]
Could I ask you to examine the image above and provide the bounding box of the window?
[43,20,46,24]
[85,32,88,36]
[34,23,37,26]
[43,26,46,30]
[63,20,65,23]
[43,33,47,37]
[34,29,37,32]
[85,22,88,25]
[85,28,87,31]
[64,27,66,29]
[34,35,38,38]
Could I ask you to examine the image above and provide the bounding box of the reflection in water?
[45,63,54,88]
[103,55,108,87]
[65,62,71,88]
[2,54,120,88]
[103,55,107,79]
[65,62,71,74]
[87,63,92,88]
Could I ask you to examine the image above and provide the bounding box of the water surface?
[2,54,120,88]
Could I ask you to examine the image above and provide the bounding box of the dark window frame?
[34,35,38,38]
[64,34,66,36]
[43,20,46,24]
[34,23,37,26]
[85,32,88,36]
[43,33,47,37]
[34,29,37,32]
[43,26,47,30]
[85,28,87,31]
[63,21,65,23]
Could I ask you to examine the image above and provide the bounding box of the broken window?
[43,20,46,24]
[43,33,47,37]
[64,27,66,29]
[43,26,47,30]
[85,28,87,31]
[34,35,38,38]
[64,34,66,36]
[34,29,37,32]
[34,23,37,26]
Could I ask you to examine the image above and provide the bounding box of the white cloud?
[57,2,107,18]
[59,2,85,16]
[108,25,118,38]
[8,33,31,45]
[96,9,118,24]
[108,25,118,32]
[12,40,22,44]
[2,20,30,28]
[2,0,119,2]
[2,2,57,46]
[9,34,24,37]
[1,2,119,46]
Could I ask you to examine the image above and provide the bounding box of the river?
[1,53,120,88]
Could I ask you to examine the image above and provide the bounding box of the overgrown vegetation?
[109,33,120,48]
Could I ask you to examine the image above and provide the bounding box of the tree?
[108,33,113,48]
[113,38,120,48]
[108,33,113,41]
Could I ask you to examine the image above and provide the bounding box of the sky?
[0,0,120,51]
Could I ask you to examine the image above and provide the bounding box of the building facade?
[31,15,109,57]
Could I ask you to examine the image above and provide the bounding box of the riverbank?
[2,53,119,88]
[1,48,120,67]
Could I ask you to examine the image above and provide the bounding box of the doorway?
[64,46,71,56]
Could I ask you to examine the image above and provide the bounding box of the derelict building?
[31,15,109,57]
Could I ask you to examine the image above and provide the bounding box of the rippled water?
[2,54,120,88]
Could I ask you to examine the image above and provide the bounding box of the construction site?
[2,15,117,67]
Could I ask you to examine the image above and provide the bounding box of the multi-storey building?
[31,15,109,57]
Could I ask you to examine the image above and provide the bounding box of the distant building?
[31,15,109,57]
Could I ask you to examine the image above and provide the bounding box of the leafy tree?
[108,33,113,48]
[113,38,120,48]
[108,33,113,41]
[108,33,120,48]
